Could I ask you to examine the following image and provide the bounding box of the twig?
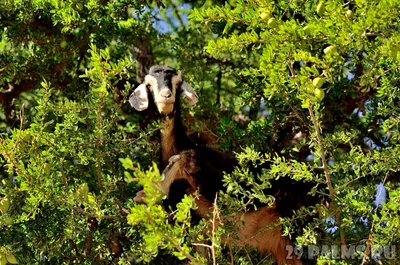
[171,0,185,30]
[19,103,25,130]
[335,175,364,190]
[59,161,69,192]
[74,127,159,147]
[210,194,220,265]
[244,248,254,265]
[285,62,306,124]
[75,28,94,74]
[0,145,32,183]
[96,97,104,191]
[27,198,43,218]
[287,61,297,79]
[256,253,272,265]
[10,103,25,151]
[54,198,117,220]
[192,243,212,249]
[286,59,347,253]
[72,206,116,220]
[363,32,386,37]
[191,119,221,142]
[280,0,294,20]
[308,106,347,254]
[282,94,305,124]
[69,239,82,260]
[138,208,204,265]
[227,239,234,265]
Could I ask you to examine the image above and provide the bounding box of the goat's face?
[129,65,198,116]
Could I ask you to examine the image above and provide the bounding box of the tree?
[0,0,209,263]
[1,0,400,264]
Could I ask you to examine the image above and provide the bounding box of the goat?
[130,66,320,264]
[129,65,235,206]
[129,65,199,170]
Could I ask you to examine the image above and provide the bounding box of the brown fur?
[135,153,303,265]
[160,118,182,169]
[159,154,199,196]
[231,209,302,265]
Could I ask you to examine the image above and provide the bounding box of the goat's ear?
[129,84,149,111]
[181,82,198,105]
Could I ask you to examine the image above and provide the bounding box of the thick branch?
[132,36,154,83]
[0,80,36,124]
[76,28,94,74]
[216,69,222,105]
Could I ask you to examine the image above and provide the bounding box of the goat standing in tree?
[130,66,318,265]
[130,65,235,208]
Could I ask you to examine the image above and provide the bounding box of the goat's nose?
[160,90,172,98]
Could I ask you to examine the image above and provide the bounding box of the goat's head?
[129,65,198,116]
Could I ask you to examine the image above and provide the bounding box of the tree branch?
[0,80,36,124]
[308,106,347,253]
[131,36,155,83]
[171,1,185,30]
[216,69,222,105]
[286,60,347,254]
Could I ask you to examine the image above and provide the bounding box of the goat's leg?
[232,208,303,265]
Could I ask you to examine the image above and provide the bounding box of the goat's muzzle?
[156,101,175,115]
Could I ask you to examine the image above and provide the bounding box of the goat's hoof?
[134,190,146,204]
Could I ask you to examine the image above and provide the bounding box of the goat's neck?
[160,115,194,169]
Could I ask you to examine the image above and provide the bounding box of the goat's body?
[160,151,305,265]
[135,103,316,264]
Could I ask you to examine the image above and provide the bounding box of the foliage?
[1,0,400,264]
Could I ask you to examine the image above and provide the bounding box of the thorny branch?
[287,61,347,253]
[308,106,347,253]
[96,97,104,191]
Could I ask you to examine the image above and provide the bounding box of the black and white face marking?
[129,65,198,115]
[147,66,181,115]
